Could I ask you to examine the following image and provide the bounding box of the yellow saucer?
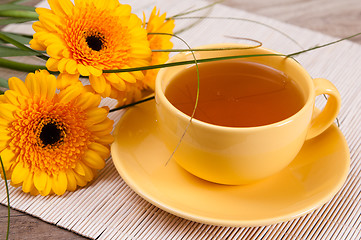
[111,101,350,227]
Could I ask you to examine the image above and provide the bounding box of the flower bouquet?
[0,0,177,196]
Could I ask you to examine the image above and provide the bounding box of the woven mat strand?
[1,0,361,239]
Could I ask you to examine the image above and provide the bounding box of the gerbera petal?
[57,73,80,89]
[11,163,29,185]
[87,66,103,77]
[8,77,29,97]
[4,90,20,106]
[105,73,126,91]
[66,169,77,191]
[0,95,5,103]
[73,161,85,176]
[35,7,53,16]
[22,172,34,193]
[74,92,101,110]
[118,72,137,83]
[83,149,105,169]
[0,148,16,171]
[0,133,11,152]
[25,73,41,97]
[44,33,63,47]
[85,107,108,126]
[0,103,17,121]
[88,142,110,159]
[90,118,114,133]
[101,82,112,98]
[78,161,94,181]
[48,0,73,17]
[52,171,67,195]
[29,39,46,51]
[31,21,45,33]
[65,59,78,74]
[39,178,52,196]
[73,171,87,187]
[62,48,71,58]
[33,171,49,192]
[77,64,90,76]
[94,134,114,145]
[105,73,121,84]
[38,70,54,98]
[45,74,57,100]
[57,83,83,103]
[89,75,106,93]
[46,57,60,72]
[57,58,69,73]
[130,70,144,81]
[113,3,131,16]
[0,127,10,136]
[47,43,66,59]
[38,11,63,33]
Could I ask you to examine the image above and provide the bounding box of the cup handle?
[306,78,341,140]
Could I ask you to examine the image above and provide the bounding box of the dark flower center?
[86,35,104,51]
[40,122,62,146]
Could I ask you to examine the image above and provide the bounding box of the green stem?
[0,10,38,19]
[172,16,304,49]
[287,32,361,57]
[104,53,282,73]
[161,33,201,166]
[109,96,155,113]
[0,58,47,72]
[149,34,262,52]
[0,157,10,240]
[168,0,223,19]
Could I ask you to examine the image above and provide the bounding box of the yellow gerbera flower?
[143,7,175,90]
[0,70,114,196]
[101,6,175,106]
[30,0,151,99]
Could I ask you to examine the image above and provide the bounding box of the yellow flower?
[100,6,175,107]
[143,7,175,90]
[30,0,151,99]
[0,70,114,196]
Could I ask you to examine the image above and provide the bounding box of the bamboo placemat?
[1,0,361,239]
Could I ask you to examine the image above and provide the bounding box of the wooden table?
[0,0,360,239]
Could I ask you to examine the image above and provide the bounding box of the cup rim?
[155,44,315,132]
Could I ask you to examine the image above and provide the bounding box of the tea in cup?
[155,44,341,185]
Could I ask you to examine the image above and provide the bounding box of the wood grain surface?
[0,0,360,239]
[220,0,361,44]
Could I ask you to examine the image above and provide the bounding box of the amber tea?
[165,60,305,127]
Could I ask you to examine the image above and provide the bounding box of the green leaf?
[0,3,35,12]
[0,76,9,89]
[0,31,48,60]
[0,17,35,25]
[10,0,32,4]
[0,32,32,45]
[0,45,40,57]
[0,57,47,72]
[0,9,38,19]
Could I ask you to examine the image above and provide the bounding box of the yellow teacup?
[155,44,341,185]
